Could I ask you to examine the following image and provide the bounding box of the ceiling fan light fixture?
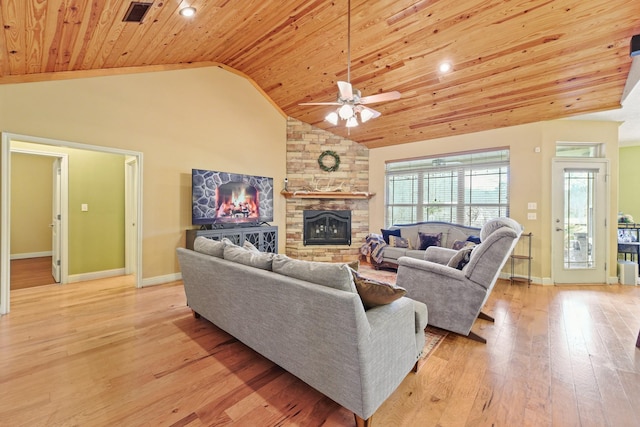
[325,112,339,126]
[346,117,359,128]
[338,104,354,120]
[360,108,375,123]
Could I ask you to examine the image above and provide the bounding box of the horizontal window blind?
[385,149,509,227]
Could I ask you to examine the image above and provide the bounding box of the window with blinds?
[385,149,510,227]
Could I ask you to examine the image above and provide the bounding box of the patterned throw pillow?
[417,232,442,250]
[447,246,475,270]
[380,228,401,244]
[349,268,407,309]
[389,235,409,248]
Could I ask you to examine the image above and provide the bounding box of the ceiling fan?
[299,0,400,128]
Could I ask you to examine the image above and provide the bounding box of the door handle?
[555,227,563,232]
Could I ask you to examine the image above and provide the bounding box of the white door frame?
[551,158,609,284]
[1,133,144,315]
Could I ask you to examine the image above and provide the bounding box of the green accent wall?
[68,150,125,274]
[619,145,640,221]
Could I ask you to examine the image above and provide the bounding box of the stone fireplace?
[285,118,370,262]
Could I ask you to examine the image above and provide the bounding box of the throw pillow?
[466,235,481,244]
[447,246,475,270]
[380,228,401,244]
[349,268,407,309]
[417,232,442,251]
[193,236,225,258]
[389,235,409,248]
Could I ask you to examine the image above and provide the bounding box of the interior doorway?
[8,148,68,286]
[551,158,608,284]
[1,133,143,315]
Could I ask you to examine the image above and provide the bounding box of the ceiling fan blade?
[299,102,342,106]
[359,91,401,104]
[362,106,382,119]
[337,81,353,100]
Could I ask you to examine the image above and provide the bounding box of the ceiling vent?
[123,2,152,23]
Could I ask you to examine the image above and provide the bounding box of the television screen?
[192,169,274,225]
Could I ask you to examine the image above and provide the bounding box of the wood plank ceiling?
[1,0,639,148]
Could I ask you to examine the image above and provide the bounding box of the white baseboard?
[68,268,126,283]
[10,251,52,260]
[142,272,182,287]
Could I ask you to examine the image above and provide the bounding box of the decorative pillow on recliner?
[447,246,475,270]
[349,268,406,309]
[380,228,401,244]
[389,235,409,248]
[466,235,481,244]
[417,232,442,250]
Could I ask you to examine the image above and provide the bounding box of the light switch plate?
[81,204,88,212]
[528,202,537,210]
[527,212,536,220]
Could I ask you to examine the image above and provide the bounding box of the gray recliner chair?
[396,217,523,343]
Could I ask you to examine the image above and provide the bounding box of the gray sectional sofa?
[176,237,428,426]
[365,221,481,270]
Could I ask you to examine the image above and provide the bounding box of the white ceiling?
[571,56,640,146]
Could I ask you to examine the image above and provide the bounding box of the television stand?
[186,225,278,253]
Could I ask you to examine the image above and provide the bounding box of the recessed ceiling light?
[179,6,196,17]
[439,62,452,73]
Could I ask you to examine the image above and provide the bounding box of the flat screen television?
[192,169,274,226]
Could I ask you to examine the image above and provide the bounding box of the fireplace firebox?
[303,210,351,246]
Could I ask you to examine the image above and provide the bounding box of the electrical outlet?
[527,212,536,220]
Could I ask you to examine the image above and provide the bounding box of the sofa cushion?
[381,246,408,261]
[193,236,225,258]
[223,245,274,270]
[447,246,475,270]
[389,235,409,248]
[381,228,402,244]
[350,269,407,309]
[272,257,356,293]
[417,232,442,250]
[243,240,260,252]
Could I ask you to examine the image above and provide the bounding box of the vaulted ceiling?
[1,0,638,148]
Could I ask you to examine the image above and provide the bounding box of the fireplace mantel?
[281,190,375,200]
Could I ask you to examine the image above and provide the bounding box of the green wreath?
[318,150,340,172]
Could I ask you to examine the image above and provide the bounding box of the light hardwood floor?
[1,272,639,426]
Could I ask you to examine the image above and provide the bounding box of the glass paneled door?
[552,159,607,284]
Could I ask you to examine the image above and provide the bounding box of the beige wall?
[619,145,640,220]
[370,120,620,283]
[10,153,54,256]
[0,66,286,280]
